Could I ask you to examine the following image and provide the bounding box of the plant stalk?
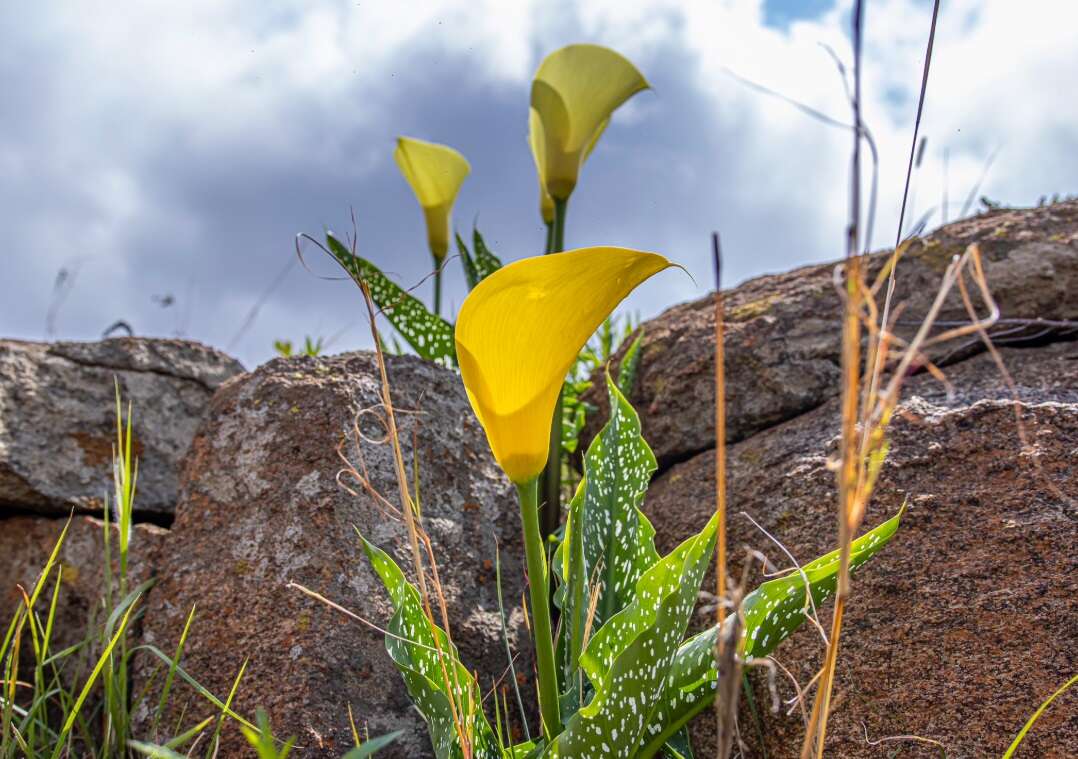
[517,477,562,740]
[540,198,569,537]
[433,259,443,317]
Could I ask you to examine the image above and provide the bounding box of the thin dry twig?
[861,721,947,757]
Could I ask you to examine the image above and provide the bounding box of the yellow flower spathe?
[394,136,471,261]
[530,44,649,202]
[528,109,556,225]
[455,247,671,483]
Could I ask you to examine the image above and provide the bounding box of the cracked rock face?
[133,352,528,758]
[645,345,1078,756]
[582,200,1078,470]
[0,338,244,518]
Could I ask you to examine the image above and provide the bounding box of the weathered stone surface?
[0,338,244,518]
[645,343,1078,756]
[0,515,167,668]
[134,352,529,757]
[583,201,1078,468]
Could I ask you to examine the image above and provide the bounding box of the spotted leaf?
[555,374,660,706]
[634,510,903,757]
[471,227,503,283]
[359,536,500,759]
[327,234,456,365]
[456,232,479,290]
[544,513,718,758]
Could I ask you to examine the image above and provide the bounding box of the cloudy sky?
[3,0,1076,368]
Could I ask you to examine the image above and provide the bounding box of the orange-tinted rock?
[645,344,1078,756]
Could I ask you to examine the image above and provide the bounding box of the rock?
[0,514,167,675]
[0,338,244,518]
[644,343,1078,756]
[133,352,529,758]
[582,201,1078,468]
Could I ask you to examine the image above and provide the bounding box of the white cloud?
[2,0,1075,365]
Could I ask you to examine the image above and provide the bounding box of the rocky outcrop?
[644,342,1078,756]
[133,353,527,758]
[0,338,243,519]
[583,200,1078,469]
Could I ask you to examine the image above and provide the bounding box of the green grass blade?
[206,657,248,757]
[128,644,257,732]
[1002,672,1078,758]
[340,730,404,758]
[615,329,645,397]
[154,603,197,733]
[49,594,140,759]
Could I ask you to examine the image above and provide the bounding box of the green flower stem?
[544,220,555,256]
[541,197,569,537]
[432,258,443,317]
[517,477,562,740]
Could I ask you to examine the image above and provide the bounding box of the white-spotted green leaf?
[554,374,660,707]
[635,510,904,757]
[456,232,479,290]
[326,234,456,365]
[359,536,500,759]
[544,513,718,758]
[471,227,503,283]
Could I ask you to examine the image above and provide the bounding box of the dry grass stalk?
[355,277,476,756]
[799,244,999,758]
[711,231,732,753]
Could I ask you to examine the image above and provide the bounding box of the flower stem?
[433,260,443,317]
[517,477,562,740]
[540,198,568,537]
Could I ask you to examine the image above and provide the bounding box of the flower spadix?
[394,136,471,262]
[530,44,649,202]
[455,247,671,483]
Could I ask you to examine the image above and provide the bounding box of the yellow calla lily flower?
[530,44,649,202]
[393,136,471,261]
[528,109,556,225]
[455,246,671,483]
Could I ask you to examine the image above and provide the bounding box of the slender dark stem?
[540,198,569,538]
[517,478,562,740]
[894,0,941,248]
[544,220,555,256]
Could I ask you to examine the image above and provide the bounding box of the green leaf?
[555,375,660,707]
[635,510,904,757]
[341,730,405,758]
[326,234,455,365]
[545,513,718,758]
[456,233,479,291]
[358,536,500,759]
[616,329,645,397]
[661,727,694,759]
[471,228,503,283]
